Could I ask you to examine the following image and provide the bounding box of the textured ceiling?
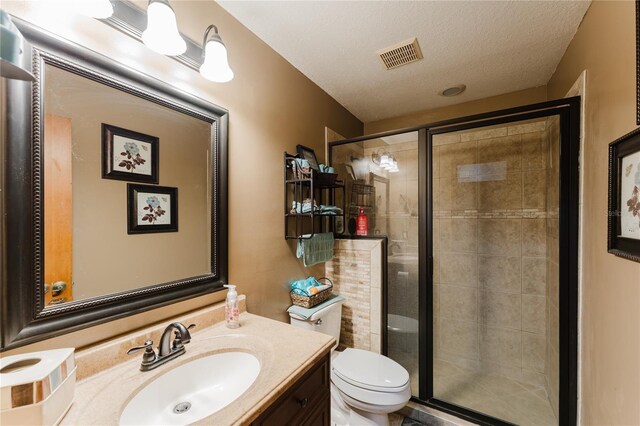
[218,0,590,123]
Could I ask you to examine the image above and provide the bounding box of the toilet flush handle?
[314,319,323,326]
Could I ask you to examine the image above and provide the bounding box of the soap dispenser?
[223,284,239,328]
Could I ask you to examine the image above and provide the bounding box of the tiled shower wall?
[545,117,561,417]
[433,121,550,388]
[326,238,383,353]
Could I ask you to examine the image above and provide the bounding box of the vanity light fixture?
[76,0,114,19]
[142,0,186,56]
[372,149,399,173]
[199,25,234,83]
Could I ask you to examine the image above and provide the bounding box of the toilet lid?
[332,348,409,391]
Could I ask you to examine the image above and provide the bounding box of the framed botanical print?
[102,123,159,184]
[127,184,178,234]
[608,127,640,262]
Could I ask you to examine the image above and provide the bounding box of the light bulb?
[380,154,391,169]
[77,0,113,19]
[142,0,186,56]
[199,38,234,83]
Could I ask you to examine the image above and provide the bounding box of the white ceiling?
[218,0,591,123]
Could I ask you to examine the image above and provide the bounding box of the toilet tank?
[289,300,343,348]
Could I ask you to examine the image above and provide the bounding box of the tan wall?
[364,86,547,135]
[546,2,640,424]
[45,66,211,300]
[2,1,362,355]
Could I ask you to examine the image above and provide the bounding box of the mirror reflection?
[43,64,212,305]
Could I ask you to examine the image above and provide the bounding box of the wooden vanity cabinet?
[251,353,330,426]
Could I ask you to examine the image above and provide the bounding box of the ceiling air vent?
[376,38,423,70]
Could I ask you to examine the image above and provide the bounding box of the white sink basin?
[119,352,260,425]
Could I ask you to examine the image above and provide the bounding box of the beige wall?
[547,2,640,424]
[2,1,362,355]
[364,86,547,135]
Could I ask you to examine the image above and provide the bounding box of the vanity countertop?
[60,312,334,425]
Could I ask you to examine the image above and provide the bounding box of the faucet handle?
[127,339,157,366]
[172,324,196,350]
[127,339,153,354]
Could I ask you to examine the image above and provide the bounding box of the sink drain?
[173,402,191,414]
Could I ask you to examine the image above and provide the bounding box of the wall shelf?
[284,152,345,240]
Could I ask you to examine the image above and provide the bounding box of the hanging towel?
[296,232,334,267]
[287,294,345,320]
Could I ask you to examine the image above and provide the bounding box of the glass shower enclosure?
[328,98,580,426]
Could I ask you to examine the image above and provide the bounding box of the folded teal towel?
[319,205,342,214]
[291,276,324,296]
[296,232,334,267]
[319,164,334,173]
[288,294,345,320]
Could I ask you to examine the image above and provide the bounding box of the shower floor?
[391,351,557,425]
[433,359,557,426]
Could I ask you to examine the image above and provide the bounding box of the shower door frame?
[327,97,580,426]
[420,98,580,426]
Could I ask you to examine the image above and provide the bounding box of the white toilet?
[289,298,411,426]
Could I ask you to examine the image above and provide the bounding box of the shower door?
[328,97,579,426]
[422,100,579,426]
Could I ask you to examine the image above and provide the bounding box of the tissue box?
[0,348,76,426]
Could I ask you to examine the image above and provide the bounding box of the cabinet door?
[300,393,330,426]
[252,354,330,426]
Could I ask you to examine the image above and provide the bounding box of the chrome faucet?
[127,322,196,371]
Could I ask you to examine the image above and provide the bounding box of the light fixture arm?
[199,23,234,82]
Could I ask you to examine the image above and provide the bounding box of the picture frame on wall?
[608,127,640,262]
[637,0,639,125]
[296,144,320,171]
[102,123,159,184]
[127,184,178,234]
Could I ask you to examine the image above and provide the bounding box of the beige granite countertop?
[61,310,334,425]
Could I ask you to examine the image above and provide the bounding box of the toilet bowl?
[289,297,411,426]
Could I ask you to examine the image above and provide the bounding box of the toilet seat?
[332,348,409,392]
[331,370,411,408]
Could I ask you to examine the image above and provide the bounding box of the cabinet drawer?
[253,354,330,426]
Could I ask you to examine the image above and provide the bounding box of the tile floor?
[433,359,557,426]
[391,349,557,425]
[389,413,427,426]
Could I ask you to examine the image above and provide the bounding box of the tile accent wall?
[545,117,561,417]
[433,120,550,388]
[325,238,383,353]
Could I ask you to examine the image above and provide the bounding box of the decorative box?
[0,348,76,425]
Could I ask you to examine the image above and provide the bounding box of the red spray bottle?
[356,207,368,236]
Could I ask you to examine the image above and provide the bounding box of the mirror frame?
[1,18,229,350]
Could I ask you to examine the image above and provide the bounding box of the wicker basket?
[290,277,333,308]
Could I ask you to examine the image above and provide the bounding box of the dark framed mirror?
[1,18,228,350]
